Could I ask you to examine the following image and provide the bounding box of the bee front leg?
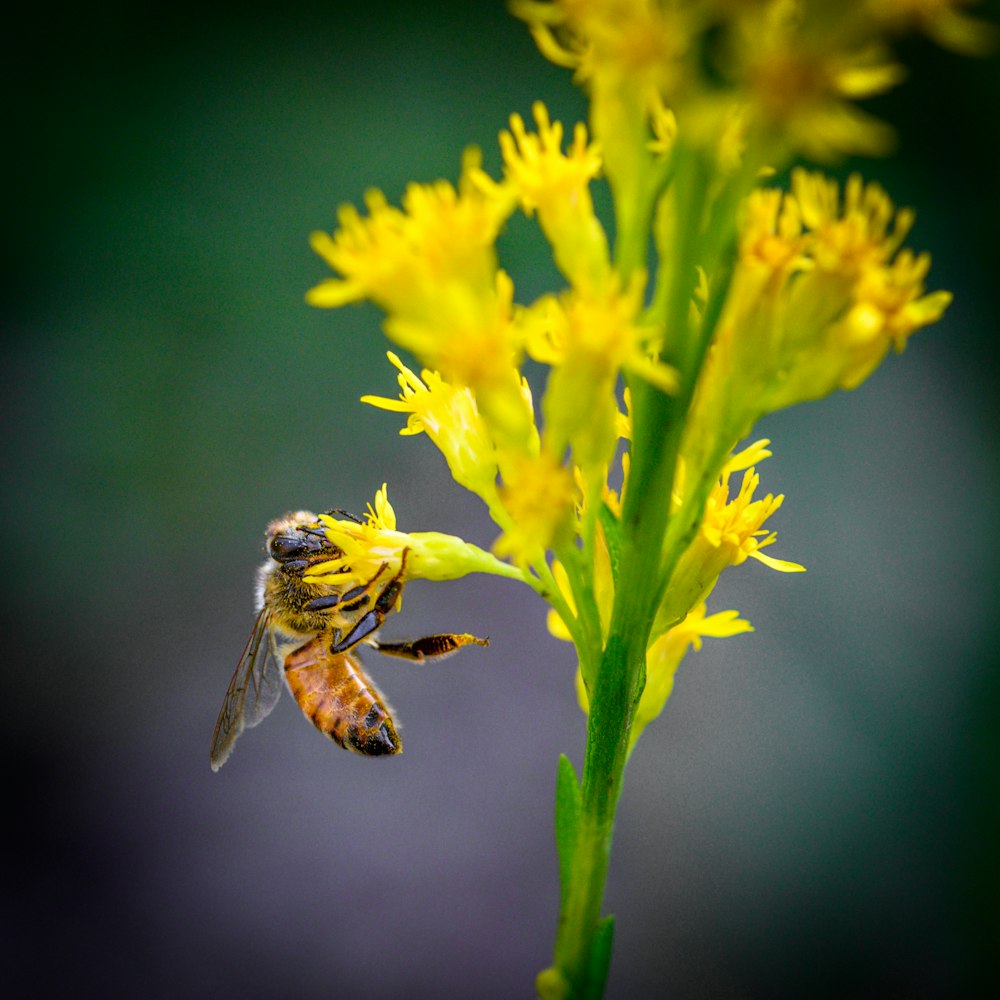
[371,633,489,662]
[303,582,374,614]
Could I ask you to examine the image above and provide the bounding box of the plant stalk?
[549,385,686,998]
[546,141,719,1000]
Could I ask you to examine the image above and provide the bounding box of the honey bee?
[210,510,488,771]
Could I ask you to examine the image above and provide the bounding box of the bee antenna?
[323,508,363,524]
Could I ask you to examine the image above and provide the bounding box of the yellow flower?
[305,484,408,590]
[724,438,774,476]
[515,0,923,167]
[661,455,804,626]
[725,2,903,160]
[523,274,678,471]
[868,0,997,55]
[308,150,533,444]
[308,157,512,318]
[512,0,693,97]
[574,602,754,751]
[687,169,950,454]
[794,170,913,278]
[500,102,610,289]
[382,269,521,398]
[701,467,802,572]
[361,352,501,505]
[513,1,695,245]
[494,452,577,566]
[305,484,523,590]
[829,249,952,389]
[546,439,785,693]
[628,603,754,750]
[738,187,810,285]
[760,170,951,404]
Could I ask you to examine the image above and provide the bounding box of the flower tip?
[306,279,359,308]
[752,551,806,573]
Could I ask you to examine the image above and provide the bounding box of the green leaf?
[585,914,615,1000]
[554,754,582,910]
[598,501,621,586]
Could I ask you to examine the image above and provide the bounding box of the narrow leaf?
[586,914,615,1000]
[598,502,621,586]
[554,753,582,910]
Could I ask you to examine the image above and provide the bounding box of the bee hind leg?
[371,633,489,662]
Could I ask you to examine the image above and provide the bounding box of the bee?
[210,510,488,771]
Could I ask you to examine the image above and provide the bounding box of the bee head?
[265,511,339,566]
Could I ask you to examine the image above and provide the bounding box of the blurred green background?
[4,2,998,997]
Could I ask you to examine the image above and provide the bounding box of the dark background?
[4,2,998,997]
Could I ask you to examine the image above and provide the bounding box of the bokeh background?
[4,2,998,997]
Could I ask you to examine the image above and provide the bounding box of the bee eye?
[269,531,320,562]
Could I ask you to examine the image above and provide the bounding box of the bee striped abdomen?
[284,637,401,756]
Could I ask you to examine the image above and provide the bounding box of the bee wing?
[210,609,284,771]
[243,624,285,727]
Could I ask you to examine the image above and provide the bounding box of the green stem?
[552,633,633,999]
[543,144,723,999]
[547,384,684,999]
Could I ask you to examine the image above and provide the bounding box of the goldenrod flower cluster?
[304,484,524,593]
[307,0,961,748]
